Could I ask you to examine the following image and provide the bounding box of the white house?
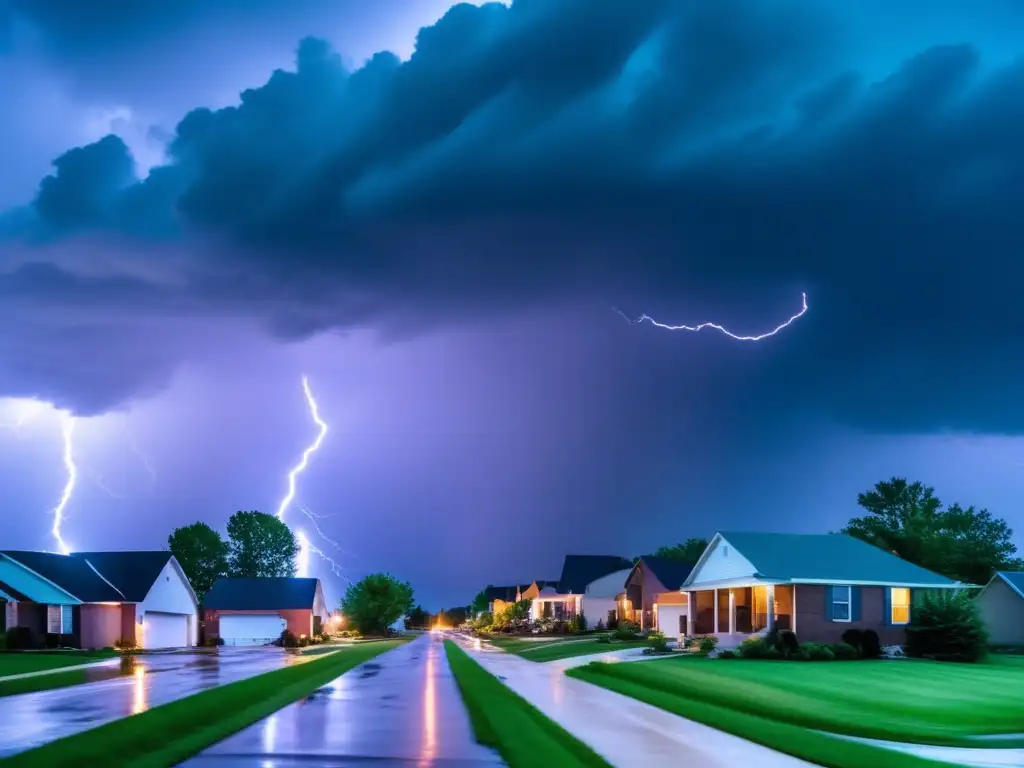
[530,555,633,627]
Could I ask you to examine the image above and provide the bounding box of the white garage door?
[144,612,189,649]
[219,614,286,646]
[657,605,688,637]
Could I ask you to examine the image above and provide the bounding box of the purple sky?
[2,0,1024,609]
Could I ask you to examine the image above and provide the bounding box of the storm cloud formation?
[2,0,1024,432]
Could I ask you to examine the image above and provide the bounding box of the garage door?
[144,612,190,649]
[219,614,286,646]
[657,605,688,637]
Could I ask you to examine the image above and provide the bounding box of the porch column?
[686,592,695,635]
[713,589,719,633]
[728,589,736,634]
[791,585,797,633]
[766,584,775,631]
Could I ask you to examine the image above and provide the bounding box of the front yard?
[0,650,118,677]
[487,635,647,662]
[571,655,1024,768]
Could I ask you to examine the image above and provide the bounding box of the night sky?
[2,0,1023,609]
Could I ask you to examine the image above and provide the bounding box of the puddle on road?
[358,663,382,679]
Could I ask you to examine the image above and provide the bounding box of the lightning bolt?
[126,426,157,487]
[615,292,809,341]
[275,376,329,578]
[51,414,77,555]
[297,531,351,583]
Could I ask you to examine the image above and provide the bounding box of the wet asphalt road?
[0,649,295,758]
[184,633,503,767]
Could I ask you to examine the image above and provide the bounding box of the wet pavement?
[185,633,503,767]
[0,649,296,757]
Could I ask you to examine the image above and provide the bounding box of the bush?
[698,635,719,654]
[905,592,988,663]
[800,642,835,661]
[841,628,864,652]
[596,634,613,644]
[114,637,137,651]
[777,629,800,656]
[718,649,737,659]
[576,611,588,633]
[615,621,640,641]
[595,619,605,632]
[4,626,34,650]
[647,631,670,653]
[738,637,767,659]
[860,628,882,658]
[280,630,299,648]
[298,636,310,648]
[830,641,860,660]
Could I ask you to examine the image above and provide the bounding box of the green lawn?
[444,640,611,768]
[1,639,406,767]
[0,650,118,677]
[570,654,1024,765]
[486,635,646,662]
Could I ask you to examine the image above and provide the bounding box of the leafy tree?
[442,606,469,626]
[405,605,430,630]
[471,588,491,615]
[226,510,299,578]
[168,522,229,602]
[843,477,1022,585]
[654,538,709,564]
[905,592,989,663]
[341,573,414,635]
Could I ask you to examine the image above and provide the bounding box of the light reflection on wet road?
[0,649,296,757]
[184,633,503,766]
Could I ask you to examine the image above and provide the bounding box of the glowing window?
[891,588,911,625]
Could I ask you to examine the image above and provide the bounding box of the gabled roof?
[71,551,178,602]
[0,551,125,602]
[993,571,1024,600]
[0,580,31,601]
[692,532,957,587]
[636,555,694,590]
[558,555,633,594]
[204,577,321,611]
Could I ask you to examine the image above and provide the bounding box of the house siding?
[795,585,906,645]
[80,603,123,649]
[976,579,1024,646]
[688,538,757,584]
[205,608,313,639]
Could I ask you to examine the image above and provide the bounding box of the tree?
[904,591,989,663]
[226,510,299,578]
[471,588,491,615]
[654,538,709,564]
[404,605,430,630]
[168,522,229,602]
[443,606,469,627]
[843,477,1022,586]
[341,573,414,635]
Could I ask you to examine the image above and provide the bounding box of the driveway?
[185,633,502,766]
[0,649,293,758]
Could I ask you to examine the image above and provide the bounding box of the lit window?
[891,588,910,624]
[832,586,851,621]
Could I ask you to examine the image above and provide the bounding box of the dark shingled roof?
[484,585,519,603]
[638,555,694,591]
[996,571,1024,599]
[558,555,633,594]
[204,577,321,610]
[72,551,175,602]
[1,551,125,602]
[713,532,959,586]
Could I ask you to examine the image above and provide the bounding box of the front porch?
[685,584,796,639]
[530,593,581,622]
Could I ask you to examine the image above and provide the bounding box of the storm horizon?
[2,0,1023,610]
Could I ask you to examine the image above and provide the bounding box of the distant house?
[203,577,330,646]
[530,555,633,626]
[519,580,559,601]
[681,532,961,646]
[975,571,1024,646]
[484,585,521,616]
[0,550,198,649]
[617,555,694,634]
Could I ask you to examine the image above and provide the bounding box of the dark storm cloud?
[3,0,1024,430]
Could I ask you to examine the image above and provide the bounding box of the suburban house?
[974,571,1024,646]
[519,580,559,601]
[617,555,694,634]
[681,532,961,645]
[203,577,330,646]
[484,585,521,615]
[530,555,633,626]
[0,550,199,649]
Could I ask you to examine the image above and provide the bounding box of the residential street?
[0,649,293,758]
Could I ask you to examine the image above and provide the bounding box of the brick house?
[203,577,330,646]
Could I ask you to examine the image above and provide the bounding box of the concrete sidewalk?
[463,638,812,768]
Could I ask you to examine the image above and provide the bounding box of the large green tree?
[470,588,491,615]
[168,522,229,602]
[843,477,1022,586]
[341,573,414,635]
[654,538,709,564]
[226,510,299,578]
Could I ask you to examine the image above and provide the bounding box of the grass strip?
[512,640,649,663]
[444,640,611,768]
[1,639,406,768]
[0,666,127,697]
[570,662,951,768]
[0,650,118,676]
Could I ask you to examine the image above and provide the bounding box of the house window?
[832,586,852,622]
[47,605,74,634]
[890,588,911,625]
[61,605,74,634]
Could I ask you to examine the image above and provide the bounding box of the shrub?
[830,641,860,660]
[615,621,640,641]
[4,626,34,650]
[860,629,882,658]
[738,637,767,659]
[841,628,864,653]
[595,619,605,632]
[905,592,988,663]
[647,631,670,653]
[597,634,613,644]
[718,649,737,659]
[298,636,310,647]
[800,642,835,661]
[280,630,299,648]
[114,637,137,651]
[698,635,719,654]
[576,611,588,633]
[777,629,800,656]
